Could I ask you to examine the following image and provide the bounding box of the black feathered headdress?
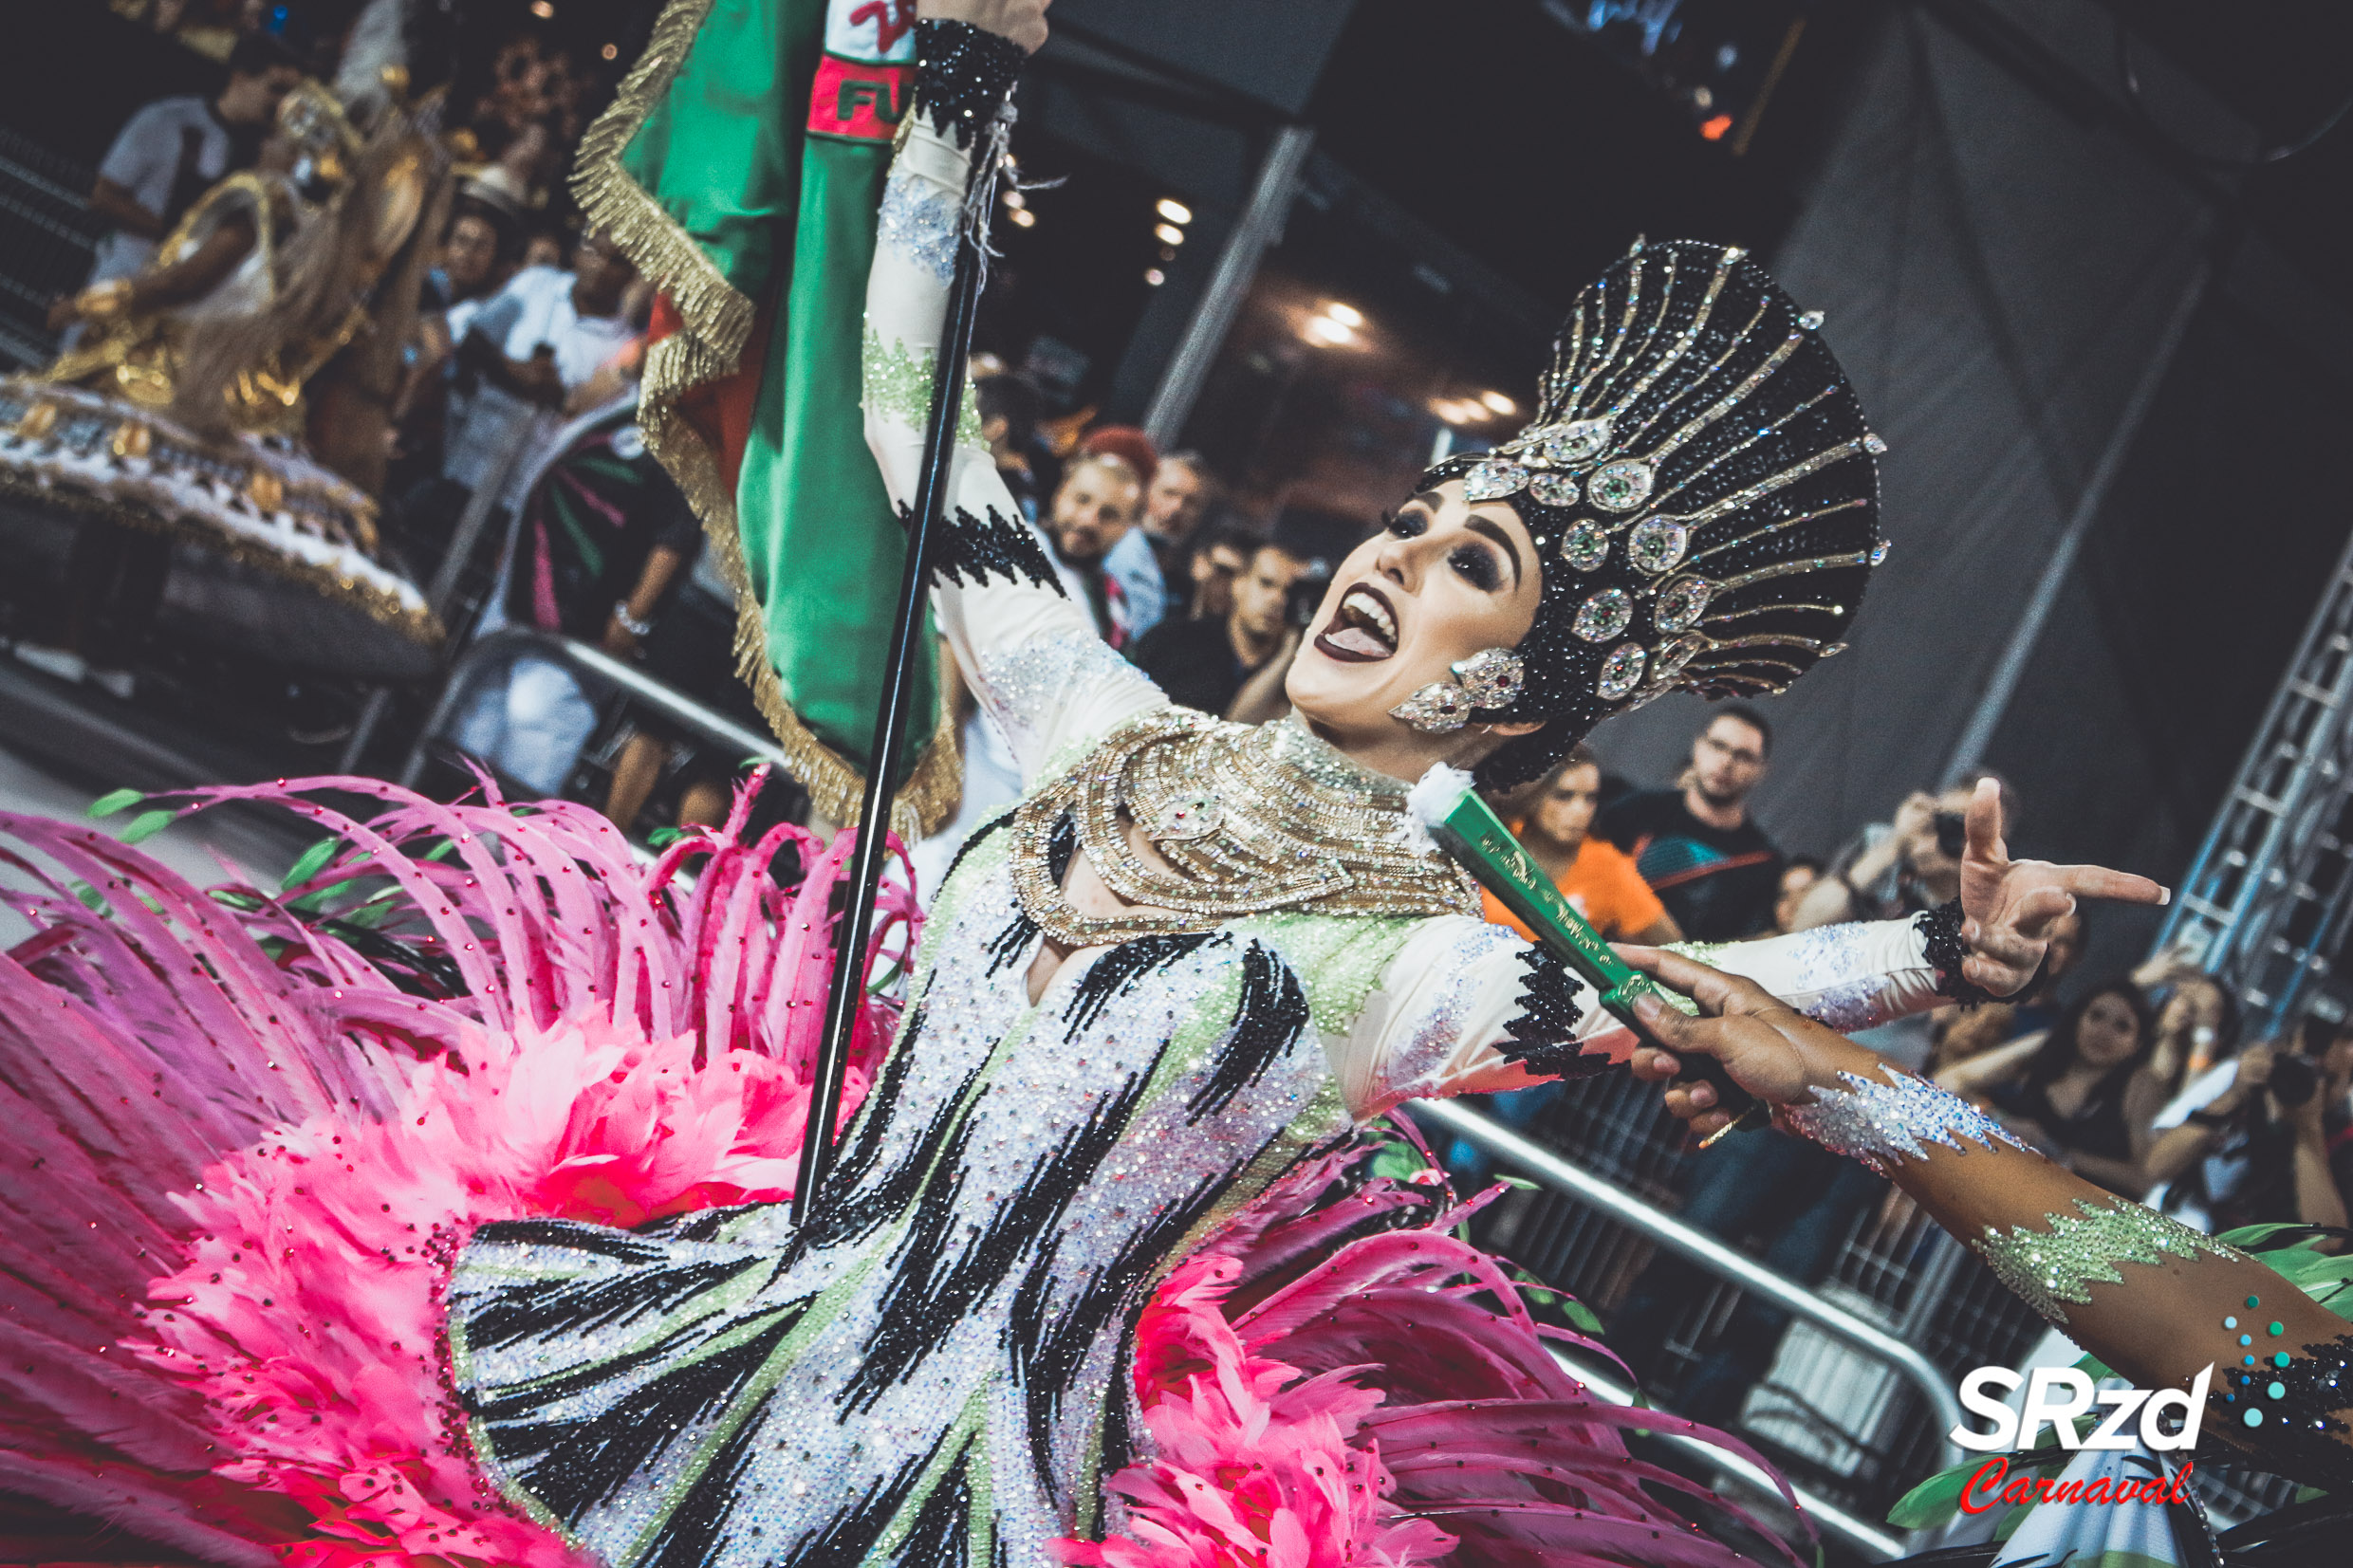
[1424,239,1886,788]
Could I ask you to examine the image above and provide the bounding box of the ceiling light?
[1304,316,1354,346]
[528,0,554,16]
[1008,207,1036,228]
[601,42,619,60]
[1157,197,1192,225]
[1144,267,1166,286]
[1480,390,1516,415]
[1002,189,1026,209]
[1429,398,1472,425]
[1323,302,1363,328]
[1155,223,1186,247]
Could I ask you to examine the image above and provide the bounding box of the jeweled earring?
[1389,647,1526,733]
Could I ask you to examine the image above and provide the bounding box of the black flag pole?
[790,138,998,1228]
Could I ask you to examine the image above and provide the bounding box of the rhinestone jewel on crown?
[1541,417,1613,465]
[1462,460,1528,502]
[1529,472,1580,508]
[1655,576,1714,632]
[1625,517,1689,575]
[1597,641,1648,700]
[1561,522,1610,572]
[1587,459,1657,513]
[1573,587,1634,642]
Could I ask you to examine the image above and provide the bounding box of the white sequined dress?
[442,111,1959,1568]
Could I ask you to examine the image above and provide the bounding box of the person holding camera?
[2142,1019,2353,1234]
[1792,773,2013,929]
[1129,538,1314,720]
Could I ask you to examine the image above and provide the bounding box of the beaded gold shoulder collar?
[1008,709,1481,947]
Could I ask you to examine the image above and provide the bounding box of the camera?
[2270,1052,2320,1111]
[1933,810,1967,858]
[1286,558,1333,631]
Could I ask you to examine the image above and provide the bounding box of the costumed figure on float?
[0,65,443,684]
[1,6,2348,1568]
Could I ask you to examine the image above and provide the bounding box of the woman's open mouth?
[1314,583,1399,662]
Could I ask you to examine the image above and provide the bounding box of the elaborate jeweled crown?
[1425,238,1885,787]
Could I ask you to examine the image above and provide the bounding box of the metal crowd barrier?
[398,624,790,791]
[1417,1098,1960,1560]
[0,129,99,370]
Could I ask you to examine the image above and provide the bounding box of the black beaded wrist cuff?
[2217,1332,2353,1493]
[1918,898,2000,1006]
[914,20,1022,148]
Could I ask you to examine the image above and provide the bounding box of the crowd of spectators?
[1439,703,2353,1428]
[61,4,2346,1265]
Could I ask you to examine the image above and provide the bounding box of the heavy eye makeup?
[1383,506,1507,593]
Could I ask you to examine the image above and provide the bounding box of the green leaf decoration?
[647,826,686,849]
[1886,1463,1973,1529]
[119,809,177,845]
[1494,1172,1539,1190]
[281,837,342,890]
[86,787,144,819]
[2221,1223,2329,1253]
[1557,1297,1605,1337]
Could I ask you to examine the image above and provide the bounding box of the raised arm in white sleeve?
[1336,909,1959,1120]
[862,78,1161,787]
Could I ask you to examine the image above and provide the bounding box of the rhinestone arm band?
[914,20,1022,147]
[1780,1062,2033,1175]
[1918,898,2000,1006]
[1975,1195,2243,1326]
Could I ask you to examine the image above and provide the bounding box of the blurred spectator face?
[1192,539,1248,620]
[1530,761,1603,853]
[522,231,565,270]
[1773,861,1819,932]
[571,235,636,316]
[1231,545,1307,644]
[1145,458,1206,543]
[443,212,502,297]
[2043,907,2086,981]
[218,62,301,126]
[2073,988,2145,1070]
[1049,457,1140,567]
[1690,713,1768,807]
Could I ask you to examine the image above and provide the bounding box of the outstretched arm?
[1352,819,2164,1118]
[862,0,1159,786]
[1625,948,2353,1490]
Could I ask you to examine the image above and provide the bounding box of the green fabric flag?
[575,0,954,834]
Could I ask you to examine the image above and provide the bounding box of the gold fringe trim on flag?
[573,0,960,840]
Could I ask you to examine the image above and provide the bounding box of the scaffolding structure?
[2156,523,2353,1036]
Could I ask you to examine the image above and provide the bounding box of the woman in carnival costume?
[0,6,2319,1568]
[0,73,442,683]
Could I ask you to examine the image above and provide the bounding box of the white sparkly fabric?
[879,158,962,284]
[438,111,1993,1568]
[1782,1062,2035,1174]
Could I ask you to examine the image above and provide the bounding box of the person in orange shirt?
[1483,745,1683,944]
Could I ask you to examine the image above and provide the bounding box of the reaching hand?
[1955,777,2166,996]
[1619,947,1884,1140]
[917,0,1051,51]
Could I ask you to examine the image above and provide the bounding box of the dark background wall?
[1583,0,2353,971]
